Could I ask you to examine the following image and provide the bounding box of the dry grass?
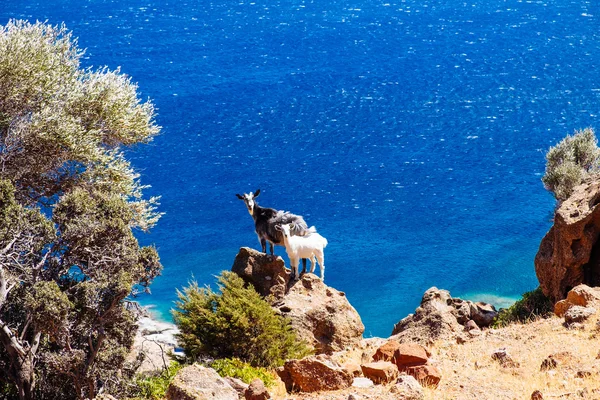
[424,316,600,399]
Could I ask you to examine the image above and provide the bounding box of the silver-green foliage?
[0,20,162,400]
[542,127,600,201]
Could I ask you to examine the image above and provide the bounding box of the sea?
[2,0,599,337]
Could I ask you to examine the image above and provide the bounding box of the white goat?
[277,223,328,281]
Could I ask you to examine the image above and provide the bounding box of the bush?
[542,127,600,201]
[173,271,311,368]
[134,361,183,400]
[492,287,554,327]
[210,358,277,387]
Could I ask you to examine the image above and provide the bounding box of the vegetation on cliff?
[0,20,161,399]
[173,271,311,368]
[542,127,600,201]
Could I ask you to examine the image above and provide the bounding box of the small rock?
[576,369,593,378]
[166,365,238,400]
[224,377,249,396]
[343,362,363,377]
[405,364,441,388]
[390,374,424,400]
[491,348,520,368]
[464,320,479,332]
[352,377,374,388]
[540,356,558,371]
[565,306,596,324]
[554,300,572,317]
[244,378,270,400]
[373,340,401,363]
[394,342,431,369]
[531,390,543,400]
[347,394,360,400]
[360,361,399,384]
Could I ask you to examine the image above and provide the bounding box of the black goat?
[236,189,311,272]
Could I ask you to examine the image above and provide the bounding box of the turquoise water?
[3,0,598,337]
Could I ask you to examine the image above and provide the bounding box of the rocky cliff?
[536,177,600,302]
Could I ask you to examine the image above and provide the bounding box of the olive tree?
[542,127,600,202]
[0,20,162,399]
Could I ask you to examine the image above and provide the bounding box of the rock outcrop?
[166,365,238,400]
[232,247,364,353]
[535,178,600,302]
[390,287,498,344]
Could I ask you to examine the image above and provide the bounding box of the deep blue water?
[2,0,600,337]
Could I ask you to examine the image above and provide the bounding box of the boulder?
[232,247,290,299]
[554,299,572,317]
[535,178,600,302]
[373,340,401,363]
[244,378,270,400]
[564,305,596,324]
[282,355,353,392]
[390,287,497,344]
[232,248,364,353]
[166,365,238,400]
[360,361,399,384]
[390,374,424,400]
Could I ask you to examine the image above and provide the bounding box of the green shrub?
[492,287,554,327]
[210,358,277,387]
[542,127,600,201]
[134,361,183,400]
[172,271,311,368]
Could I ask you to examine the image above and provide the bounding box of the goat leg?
[301,258,307,274]
[260,238,267,253]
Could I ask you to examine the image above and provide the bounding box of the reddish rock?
[360,361,399,384]
[394,343,431,368]
[566,284,600,307]
[535,179,600,302]
[554,299,572,317]
[404,364,441,388]
[531,390,544,400]
[491,348,520,368]
[283,355,353,392]
[244,378,270,400]
[373,340,401,363]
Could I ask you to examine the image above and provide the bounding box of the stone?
[275,366,294,393]
[390,374,424,400]
[394,343,431,368]
[491,348,520,368]
[540,356,558,371]
[352,377,374,388]
[244,378,270,400]
[343,361,363,377]
[224,377,249,396]
[554,300,572,317]
[360,361,399,384]
[390,287,497,345]
[535,179,600,302]
[373,340,401,363]
[464,320,480,331]
[404,364,441,388]
[166,365,238,400]
[567,284,600,307]
[232,249,364,353]
[231,247,290,299]
[347,394,360,400]
[531,390,544,400]
[469,302,498,327]
[283,355,353,392]
[564,306,596,324]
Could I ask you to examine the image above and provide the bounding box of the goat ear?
[275,225,282,231]
[254,189,261,198]
[236,194,244,200]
